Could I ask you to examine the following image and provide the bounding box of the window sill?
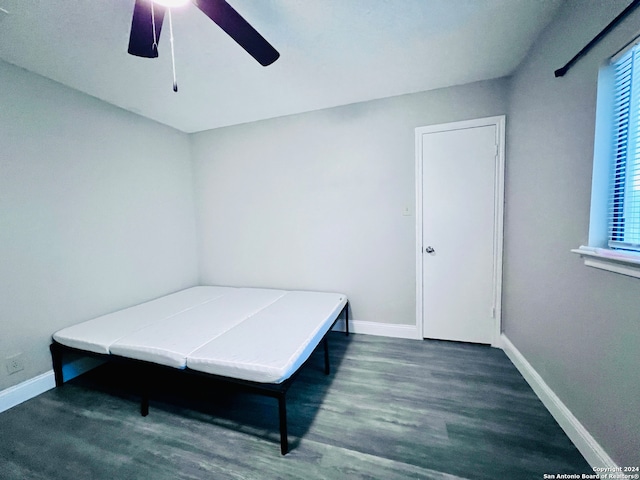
[572,245,640,278]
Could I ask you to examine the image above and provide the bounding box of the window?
[608,45,640,250]
[573,41,640,277]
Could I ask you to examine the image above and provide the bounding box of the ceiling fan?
[127,0,280,67]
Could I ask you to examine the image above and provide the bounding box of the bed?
[50,286,349,454]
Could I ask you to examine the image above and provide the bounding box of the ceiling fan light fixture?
[129,0,280,66]
[152,0,190,8]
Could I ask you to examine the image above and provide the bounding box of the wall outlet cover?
[5,354,25,375]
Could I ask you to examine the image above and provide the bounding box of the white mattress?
[53,286,347,383]
[187,291,348,383]
[109,288,287,368]
[52,286,235,354]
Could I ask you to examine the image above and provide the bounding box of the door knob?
[425,246,435,254]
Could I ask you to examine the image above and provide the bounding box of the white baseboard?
[0,356,103,414]
[332,318,421,339]
[0,371,55,414]
[499,334,618,470]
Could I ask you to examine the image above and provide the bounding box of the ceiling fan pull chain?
[167,8,178,92]
[151,3,158,54]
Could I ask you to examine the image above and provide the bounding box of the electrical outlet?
[5,353,25,375]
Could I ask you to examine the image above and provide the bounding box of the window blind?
[608,45,640,250]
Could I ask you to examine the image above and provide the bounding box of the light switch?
[402,206,411,216]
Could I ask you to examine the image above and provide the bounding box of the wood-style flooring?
[0,333,591,479]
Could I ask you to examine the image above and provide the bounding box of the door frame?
[415,116,505,347]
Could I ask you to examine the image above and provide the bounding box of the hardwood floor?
[0,333,591,479]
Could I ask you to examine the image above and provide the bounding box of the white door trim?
[415,115,505,346]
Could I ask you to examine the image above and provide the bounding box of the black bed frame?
[50,303,348,455]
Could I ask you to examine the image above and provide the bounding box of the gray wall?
[504,0,640,465]
[0,60,199,390]
[191,79,508,327]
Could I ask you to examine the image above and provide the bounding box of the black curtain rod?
[554,0,640,78]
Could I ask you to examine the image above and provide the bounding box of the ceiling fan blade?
[193,0,280,66]
[128,0,166,58]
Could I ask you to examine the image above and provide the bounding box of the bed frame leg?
[278,394,288,455]
[50,343,64,387]
[345,305,349,336]
[141,394,149,417]
[140,373,150,417]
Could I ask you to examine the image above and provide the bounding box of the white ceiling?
[0,0,562,133]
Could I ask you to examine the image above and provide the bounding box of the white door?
[416,117,504,345]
